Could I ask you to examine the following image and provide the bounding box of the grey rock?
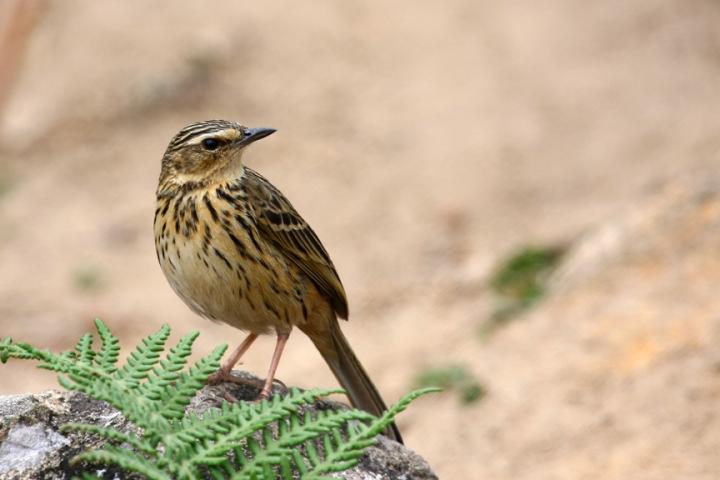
[0,372,437,479]
[0,390,132,479]
[0,424,70,475]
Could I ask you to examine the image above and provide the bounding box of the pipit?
[154,120,402,443]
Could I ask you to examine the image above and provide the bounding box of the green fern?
[0,319,436,479]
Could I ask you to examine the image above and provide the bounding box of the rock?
[0,391,133,479]
[0,373,437,479]
[0,424,69,475]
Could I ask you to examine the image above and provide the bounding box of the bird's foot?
[207,368,231,386]
[256,378,288,401]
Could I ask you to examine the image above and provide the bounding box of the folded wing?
[243,168,349,319]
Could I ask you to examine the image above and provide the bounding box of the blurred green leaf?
[490,245,565,300]
[484,244,566,333]
[413,364,486,406]
[459,382,485,405]
[72,266,104,293]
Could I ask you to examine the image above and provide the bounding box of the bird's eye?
[201,138,221,151]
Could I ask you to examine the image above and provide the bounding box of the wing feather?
[242,168,349,319]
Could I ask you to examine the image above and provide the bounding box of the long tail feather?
[304,321,403,444]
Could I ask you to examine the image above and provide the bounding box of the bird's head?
[159,120,275,190]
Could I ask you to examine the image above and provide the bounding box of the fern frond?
[166,388,341,448]
[304,387,440,478]
[232,407,376,479]
[153,343,226,420]
[61,422,155,455]
[116,324,171,388]
[140,330,199,401]
[1,324,185,433]
[370,387,440,435]
[94,318,120,374]
[1,340,103,384]
[0,322,436,480]
[0,339,44,362]
[59,373,158,433]
[0,337,12,362]
[73,333,96,365]
[167,388,341,477]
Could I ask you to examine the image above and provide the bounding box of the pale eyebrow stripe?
[184,129,238,145]
[168,125,239,152]
[173,125,224,146]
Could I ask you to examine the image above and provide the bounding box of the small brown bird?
[154,120,402,443]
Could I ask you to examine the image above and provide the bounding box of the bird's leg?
[208,332,258,385]
[258,330,291,399]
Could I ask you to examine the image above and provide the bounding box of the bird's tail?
[303,320,403,444]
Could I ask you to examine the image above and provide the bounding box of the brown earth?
[0,1,719,478]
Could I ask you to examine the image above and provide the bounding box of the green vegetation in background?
[414,363,485,405]
[0,319,436,480]
[483,245,566,335]
[72,266,104,293]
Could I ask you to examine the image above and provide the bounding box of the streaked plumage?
[244,167,349,319]
[154,120,401,443]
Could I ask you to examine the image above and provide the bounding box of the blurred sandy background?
[1,1,720,478]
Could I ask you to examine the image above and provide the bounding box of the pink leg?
[258,331,291,399]
[208,332,258,385]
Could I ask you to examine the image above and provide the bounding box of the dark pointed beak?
[237,127,276,147]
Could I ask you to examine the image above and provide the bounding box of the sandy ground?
[0,1,719,478]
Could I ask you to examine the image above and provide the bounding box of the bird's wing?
[242,167,349,319]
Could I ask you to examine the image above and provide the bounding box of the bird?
[153,120,402,443]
